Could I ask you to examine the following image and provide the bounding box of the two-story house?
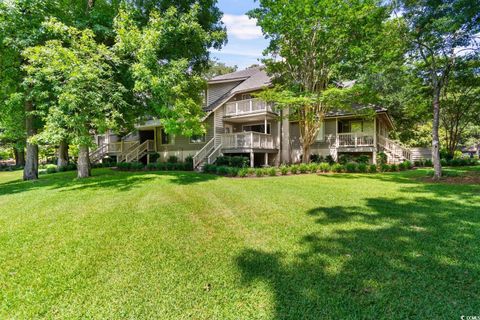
[92,67,412,168]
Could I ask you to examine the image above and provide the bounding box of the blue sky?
[210,0,269,70]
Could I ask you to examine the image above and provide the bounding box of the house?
[92,67,412,169]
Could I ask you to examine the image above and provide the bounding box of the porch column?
[264,116,267,134]
[250,152,254,168]
[372,151,377,165]
[265,153,268,166]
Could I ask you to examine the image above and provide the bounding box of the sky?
[210,0,269,70]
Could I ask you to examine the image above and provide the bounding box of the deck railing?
[107,141,138,154]
[378,135,411,161]
[221,131,275,149]
[337,132,375,147]
[225,99,273,116]
[192,137,215,168]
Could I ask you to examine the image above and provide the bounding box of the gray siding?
[207,81,241,106]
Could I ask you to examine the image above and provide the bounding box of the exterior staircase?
[192,138,222,171]
[378,136,411,164]
[90,144,108,164]
[124,140,155,163]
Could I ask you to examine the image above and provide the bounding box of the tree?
[440,56,480,157]
[114,4,226,137]
[23,19,130,178]
[203,60,237,79]
[249,0,391,162]
[396,0,480,180]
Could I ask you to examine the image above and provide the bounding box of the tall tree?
[23,19,131,178]
[249,0,391,162]
[114,4,226,137]
[396,0,480,179]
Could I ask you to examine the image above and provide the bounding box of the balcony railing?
[337,132,374,147]
[225,99,273,116]
[221,131,275,149]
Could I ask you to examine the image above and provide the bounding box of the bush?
[398,162,407,171]
[216,166,229,175]
[318,162,330,173]
[310,154,324,163]
[440,159,448,166]
[255,168,265,177]
[308,163,318,173]
[203,164,217,174]
[280,165,289,175]
[247,168,255,175]
[150,153,160,163]
[338,154,352,165]
[230,156,249,168]
[390,164,399,172]
[167,155,178,163]
[356,155,370,164]
[345,162,358,173]
[414,160,424,167]
[238,168,249,177]
[299,163,309,173]
[377,152,388,165]
[358,163,368,173]
[117,162,131,170]
[379,164,390,172]
[404,160,413,169]
[368,164,377,173]
[146,163,157,170]
[331,163,344,173]
[325,155,335,165]
[131,162,145,170]
[46,164,58,174]
[215,156,230,166]
[424,159,433,167]
[290,165,299,174]
[267,167,277,176]
[227,167,239,177]
[185,155,194,171]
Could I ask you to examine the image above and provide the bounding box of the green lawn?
[0,168,479,319]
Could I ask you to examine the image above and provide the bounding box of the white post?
[265,153,268,166]
[250,151,254,168]
[250,99,253,112]
[235,102,238,115]
[264,117,267,134]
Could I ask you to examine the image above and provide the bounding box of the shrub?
[404,160,413,169]
[230,156,249,168]
[290,165,299,174]
[331,163,344,173]
[216,166,229,175]
[280,165,289,175]
[46,164,57,174]
[398,162,407,171]
[377,152,388,165]
[424,159,433,167]
[131,162,144,170]
[215,156,230,166]
[390,164,399,172]
[345,162,358,173]
[167,155,178,163]
[338,154,352,165]
[227,167,239,177]
[440,159,448,166]
[117,162,131,170]
[203,164,216,173]
[368,164,377,173]
[57,165,69,172]
[299,163,309,173]
[268,167,277,176]
[308,163,318,173]
[310,154,323,163]
[358,163,368,173]
[379,164,390,172]
[247,167,255,175]
[414,160,424,167]
[255,168,265,177]
[146,163,157,170]
[238,168,248,177]
[356,155,370,164]
[185,155,194,171]
[318,162,330,173]
[325,155,335,165]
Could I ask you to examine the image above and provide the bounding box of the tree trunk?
[57,140,69,167]
[302,144,311,163]
[77,144,91,178]
[23,100,38,181]
[14,146,25,167]
[432,89,442,180]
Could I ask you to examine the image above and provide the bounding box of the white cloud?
[222,14,263,40]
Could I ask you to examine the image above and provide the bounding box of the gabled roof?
[204,67,271,113]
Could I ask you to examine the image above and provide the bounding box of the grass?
[0,167,479,319]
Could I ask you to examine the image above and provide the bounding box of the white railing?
[117,141,140,162]
[125,140,155,163]
[337,132,375,147]
[225,99,273,116]
[192,137,215,168]
[378,135,411,161]
[207,144,223,164]
[221,132,275,149]
[90,144,108,163]
[107,141,138,154]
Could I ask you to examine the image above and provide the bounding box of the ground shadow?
[237,192,480,318]
[0,169,218,196]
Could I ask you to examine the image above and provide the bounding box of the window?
[190,134,206,144]
[161,129,172,145]
[316,121,325,141]
[241,93,252,100]
[243,123,271,134]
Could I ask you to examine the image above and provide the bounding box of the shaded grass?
[0,168,479,319]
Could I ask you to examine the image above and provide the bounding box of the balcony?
[221,132,276,150]
[225,99,274,117]
[337,132,375,147]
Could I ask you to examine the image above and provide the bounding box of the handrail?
[207,144,223,164]
[192,137,215,168]
[378,135,411,161]
[221,131,275,149]
[225,98,273,116]
[337,132,374,147]
[117,141,139,162]
[90,144,108,163]
[125,140,153,163]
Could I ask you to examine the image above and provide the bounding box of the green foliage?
[358,163,368,173]
[280,165,289,175]
[338,154,353,165]
[290,165,299,174]
[379,164,390,172]
[376,152,388,165]
[345,162,358,173]
[238,168,249,178]
[331,164,344,173]
[267,167,277,177]
[308,163,318,173]
[45,164,58,174]
[216,156,249,168]
[318,163,331,173]
[299,163,309,174]
[368,164,378,173]
[390,164,399,172]
[255,168,265,177]
[325,155,335,165]
[356,155,370,164]
[167,156,178,163]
